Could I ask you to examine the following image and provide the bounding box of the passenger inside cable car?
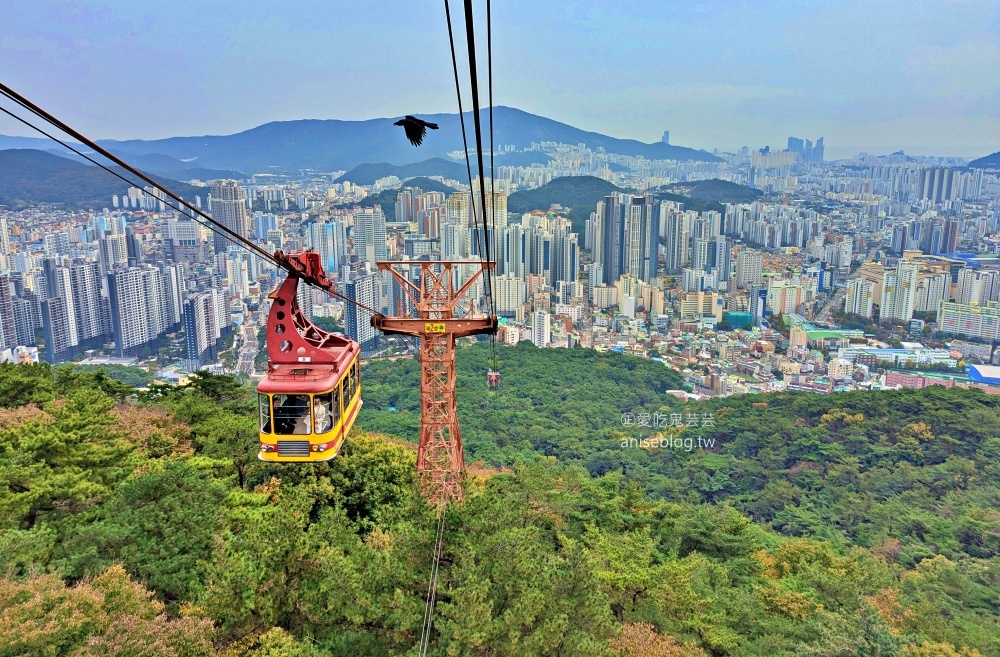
[274,394,311,434]
[313,395,333,433]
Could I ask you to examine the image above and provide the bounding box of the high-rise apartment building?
[43,259,78,346]
[107,265,167,357]
[43,232,70,258]
[938,301,1000,341]
[441,223,471,260]
[787,136,824,162]
[596,193,625,284]
[494,273,526,317]
[184,291,223,371]
[844,279,875,318]
[344,272,379,355]
[12,298,36,347]
[880,262,919,323]
[41,298,75,363]
[473,184,507,231]
[550,225,579,287]
[595,194,661,284]
[957,268,1000,305]
[917,168,959,204]
[353,207,388,263]
[99,233,128,274]
[662,209,691,274]
[0,272,15,350]
[68,261,109,342]
[531,310,551,348]
[445,192,470,227]
[735,249,764,289]
[0,214,10,256]
[209,180,250,254]
[158,262,185,329]
[162,218,205,262]
[309,220,346,274]
[914,272,950,313]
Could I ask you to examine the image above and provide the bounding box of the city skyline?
[0,1,997,158]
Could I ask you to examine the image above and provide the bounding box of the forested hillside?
[1,359,998,655]
[0,149,200,209]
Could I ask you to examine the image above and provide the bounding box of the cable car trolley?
[257,250,361,462]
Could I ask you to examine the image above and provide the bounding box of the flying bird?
[394,115,439,147]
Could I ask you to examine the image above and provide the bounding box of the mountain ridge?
[969,151,1000,169]
[0,106,720,174]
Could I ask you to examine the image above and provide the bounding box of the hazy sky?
[2,0,998,159]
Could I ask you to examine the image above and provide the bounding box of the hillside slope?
[970,151,1000,169]
[0,149,201,209]
[507,175,629,232]
[660,178,763,204]
[1,361,998,655]
[363,342,1000,569]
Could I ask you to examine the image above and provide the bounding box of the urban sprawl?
[2,136,1000,396]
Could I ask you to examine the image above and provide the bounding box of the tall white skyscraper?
[210,180,250,254]
[494,273,526,317]
[309,220,345,274]
[662,208,690,274]
[107,265,167,357]
[442,223,471,260]
[880,262,919,323]
[0,272,15,350]
[345,272,379,354]
[531,310,551,348]
[0,214,10,256]
[844,279,875,318]
[69,261,107,342]
[353,207,388,263]
[99,233,128,274]
[735,249,764,289]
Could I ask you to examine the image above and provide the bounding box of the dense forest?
[653,179,764,204]
[1,352,998,655]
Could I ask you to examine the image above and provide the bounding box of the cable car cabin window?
[342,376,350,410]
[313,393,334,434]
[258,394,272,433]
[273,394,311,435]
[347,366,357,400]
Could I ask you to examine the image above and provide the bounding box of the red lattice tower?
[372,261,496,504]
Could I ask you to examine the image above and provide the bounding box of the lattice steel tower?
[372,261,496,503]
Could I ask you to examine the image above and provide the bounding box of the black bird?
[394,115,439,147]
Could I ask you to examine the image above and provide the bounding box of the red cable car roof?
[257,250,360,395]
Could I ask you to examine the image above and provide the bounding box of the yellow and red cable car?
[257,250,361,462]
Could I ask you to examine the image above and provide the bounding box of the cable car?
[257,250,361,462]
[487,369,500,388]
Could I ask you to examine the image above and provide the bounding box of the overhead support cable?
[442,0,487,273]
[0,84,380,315]
[461,0,496,311]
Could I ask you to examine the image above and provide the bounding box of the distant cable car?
[487,369,500,388]
[257,250,361,462]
